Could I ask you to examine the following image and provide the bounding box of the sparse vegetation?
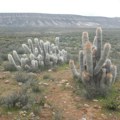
[0,88,30,108]
[43,74,51,80]
[15,72,37,83]
[3,62,17,71]
[0,27,120,119]
[53,108,63,120]
[101,87,120,111]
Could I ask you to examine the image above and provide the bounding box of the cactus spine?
[70,27,117,98]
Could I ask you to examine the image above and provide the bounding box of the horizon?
[0,12,119,18]
[0,0,119,17]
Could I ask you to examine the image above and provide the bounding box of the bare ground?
[0,68,119,120]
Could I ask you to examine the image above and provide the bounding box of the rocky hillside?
[0,13,120,28]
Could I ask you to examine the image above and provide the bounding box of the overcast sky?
[0,0,120,17]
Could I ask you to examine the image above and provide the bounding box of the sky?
[0,0,120,17]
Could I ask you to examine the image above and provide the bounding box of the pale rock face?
[1,13,119,28]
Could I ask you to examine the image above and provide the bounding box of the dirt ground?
[0,68,119,120]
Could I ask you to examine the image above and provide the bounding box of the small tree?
[69,27,117,98]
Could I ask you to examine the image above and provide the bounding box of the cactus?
[69,60,80,78]
[8,54,22,71]
[7,37,68,72]
[22,44,31,53]
[55,37,60,48]
[70,27,117,98]
[12,50,21,64]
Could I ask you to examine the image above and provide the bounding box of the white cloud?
[0,0,120,17]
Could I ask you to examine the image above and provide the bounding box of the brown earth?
[0,68,119,120]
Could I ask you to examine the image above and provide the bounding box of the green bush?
[0,53,8,61]
[32,105,42,115]
[15,72,42,93]
[0,89,30,108]
[52,107,63,120]
[102,88,120,111]
[15,72,37,83]
[43,74,51,80]
[31,83,42,93]
[4,62,17,71]
[17,47,24,54]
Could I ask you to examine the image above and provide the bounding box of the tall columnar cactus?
[69,27,117,98]
[55,37,60,48]
[8,37,68,72]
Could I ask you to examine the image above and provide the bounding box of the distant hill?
[0,13,120,28]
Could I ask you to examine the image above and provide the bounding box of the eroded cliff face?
[0,13,120,28]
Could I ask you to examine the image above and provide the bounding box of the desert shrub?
[52,107,63,120]
[0,58,2,65]
[53,110,63,120]
[0,89,30,108]
[31,83,42,93]
[0,79,43,110]
[0,53,8,61]
[73,77,85,96]
[17,47,24,54]
[32,105,42,115]
[102,88,120,111]
[43,74,51,80]
[15,72,37,83]
[15,72,42,93]
[4,62,17,71]
[24,76,42,93]
[34,95,46,106]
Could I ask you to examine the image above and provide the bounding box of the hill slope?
[0,13,120,28]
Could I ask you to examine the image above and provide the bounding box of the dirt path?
[39,69,106,120]
[0,70,118,120]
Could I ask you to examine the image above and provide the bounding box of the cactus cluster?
[8,37,68,72]
[69,27,117,98]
